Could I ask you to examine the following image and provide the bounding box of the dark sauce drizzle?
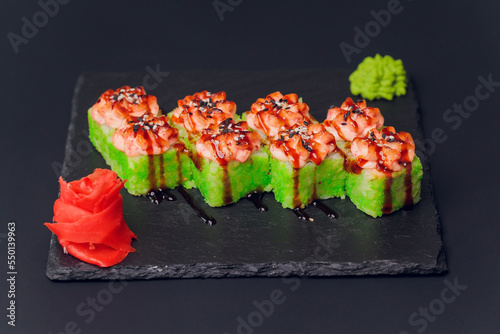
[293,207,311,221]
[291,165,339,221]
[382,177,393,214]
[146,188,176,204]
[178,186,217,226]
[246,191,268,212]
[146,152,179,204]
[158,154,166,188]
[147,155,157,188]
[141,119,343,222]
[145,135,177,204]
[313,200,339,219]
[403,163,414,211]
[290,168,312,220]
[173,143,186,184]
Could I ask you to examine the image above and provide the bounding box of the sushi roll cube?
[168,90,237,151]
[345,127,423,217]
[243,91,316,141]
[346,156,423,217]
[88,110,193,196]
[315,150,346,200]
[192,150,270,207]
[324,97,384,142]
[192,119,270,207]
[270,158,316,209]
[269,122,340,209]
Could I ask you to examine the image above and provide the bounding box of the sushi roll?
[243,91,316,141]
[88,86,160,159]
[87,85,424,217]
[324,97,384,159]
[191,118,271,207]
[88,86,193,195]
[345,126,423,217]
[168,91,237,150]
[320,97,386,199]
[269,122,344,209]
[324,97,384,142]
[90,86,160,130]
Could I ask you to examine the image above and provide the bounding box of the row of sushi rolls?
[88,85,423,218]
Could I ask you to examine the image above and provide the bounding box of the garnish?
[349,54,407,101]
[44,169,137,267]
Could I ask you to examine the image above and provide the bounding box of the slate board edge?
[405,79,448,274]
[47,236,445,281]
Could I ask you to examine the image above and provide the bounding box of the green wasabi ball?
[349,54,407,101]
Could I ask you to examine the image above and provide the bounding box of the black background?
[1,0,499,333]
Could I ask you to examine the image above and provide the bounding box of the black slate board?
[46,69,446,280]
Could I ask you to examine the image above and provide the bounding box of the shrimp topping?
[350,126,415,172]
[195,119,261,165]
[246,91,315,139]
[112,113,179,157]
[91,86,160,129]
[324,97,384,142]
[270,122,336,169]
[171,91,236,133]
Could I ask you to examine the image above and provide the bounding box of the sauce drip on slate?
[178,186,217,226]
[313,200,339,219]
[293,207,311,221]
[291,162,340,221]
[246,191,268,212]
[146,188,176,204]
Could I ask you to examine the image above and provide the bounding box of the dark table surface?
[1,1,499,333]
